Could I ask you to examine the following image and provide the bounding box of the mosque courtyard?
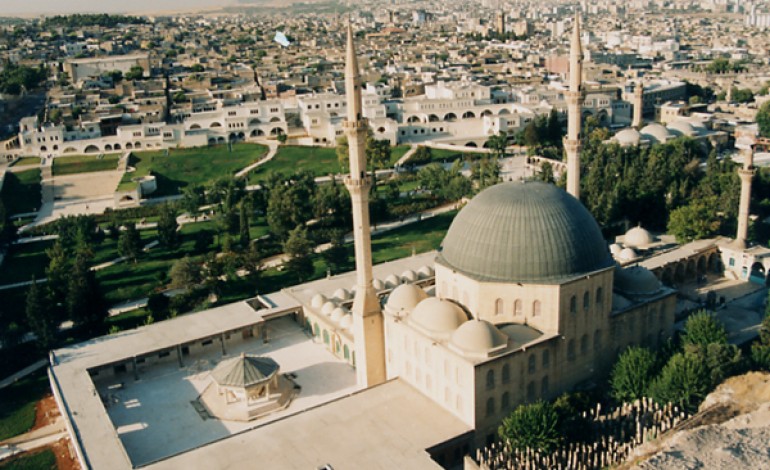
[93,316,357,466]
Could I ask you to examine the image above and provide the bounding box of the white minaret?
[564,12,583,199]
[735,146,755,249]
[343,24,387,388]
[632,82,644,128]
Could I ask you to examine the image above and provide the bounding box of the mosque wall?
[303,308,356,366]
[383,317,476,428]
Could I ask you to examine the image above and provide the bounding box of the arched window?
[596,287,603,306]
[456,395,463,413]
[426,374,432,391]
[495,298,504,315]
[526,381,536,401]
[344,345,350,360]
[541,376,550,396]
[542,349,550,368]
[533,300,541,316]
[528,355,536,374]
[570,295,577,314]
[486,369,495,389]
[580,334,589,355]
[323,330,330,345]
[502,364,510,384]
[583,291,590,311]
[486,397,495,416]
[593,330,602,352]
[514,299,522,316]
[567,340,576,361]
[501,392,510,410]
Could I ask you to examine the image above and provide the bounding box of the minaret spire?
[564,11,583,199]
[343,23,386,388]
[735,145,755,249]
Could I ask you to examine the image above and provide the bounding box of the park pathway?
[0,420,67,463]
[234,140,278,178]
[395,144,417,167]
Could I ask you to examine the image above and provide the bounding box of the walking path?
[395,144,417,167]
[0,359,47,390]
[0,421,67,463]
[234,140,278,178]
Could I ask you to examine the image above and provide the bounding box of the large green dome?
[437,182,612,283]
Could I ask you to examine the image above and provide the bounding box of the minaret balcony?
[343,118,368,130]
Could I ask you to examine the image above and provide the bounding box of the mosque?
[47,17,758,470]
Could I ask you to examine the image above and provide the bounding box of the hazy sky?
[2,0,236,16]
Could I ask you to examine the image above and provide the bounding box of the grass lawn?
[0,240,52,285]
[0,449,57,470]
[390,145,411,165]
[119,143,268,196]
[1,169,41,215]
[0,370,50,441]
[10,157,40,167]
[248,145,340,182]
[52,153,120,176]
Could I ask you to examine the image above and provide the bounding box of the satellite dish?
[274,32,291,47]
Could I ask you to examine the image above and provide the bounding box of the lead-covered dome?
[438,182,612,283]
[409,297,468,339]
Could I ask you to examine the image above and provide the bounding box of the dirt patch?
[30,395,60,432]
[50,438,79,470]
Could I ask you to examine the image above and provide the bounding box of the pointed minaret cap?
[346,21,360,83]
[569,11,583,93]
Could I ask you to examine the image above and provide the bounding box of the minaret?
[735,145,755,249]
[564,12,583,199]
[632,82,644,128]
[343,24,386,388]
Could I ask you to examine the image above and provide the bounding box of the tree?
[681,310,728,348]
[336,136,349,169]
[157,205,179,248]
[147,292,171,321]
[610,346,658,403]
[0,200,16,247]
[757,101,770,138]
[283,226,315,282]
[323,228,349,274]
[486,131,508,159]
[25,279,58,351]
[45,239,72,311]
[181,185,204,221]
[66,254,107,335]
[498,401,561,453]
[667,197,722,243]
[648,351,710,413]
[125,65,144,81]
[239,201,250,248]
[118,222,142,263]
[537,161,555,184]
[410,146,432,165]
[169,256,201,290]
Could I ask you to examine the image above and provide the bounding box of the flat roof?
[148,379,470,470]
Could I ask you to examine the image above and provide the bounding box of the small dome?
[384,274,401,288]
[617,247,638,262]
[410,297,468,339]
[450,319,508,356]
[418,265,435,279]
[640,123,672,144]
[614,128,641,147]
[333,288,352,301]
[609,243,623,255]
[667,120,699,137]
[372,279,385,291]
[321,301,337,316]
[612,293,633,311]
[624,226,654,249]
[615,266,662,295]
[339,314,353,330]
[401,270,418,283]
[385,283,428,316]
[310,294,327,309]
[331,307,347,323]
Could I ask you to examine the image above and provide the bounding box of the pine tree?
[157,205,179,248]
[239,201,250,248]
[26,279,58,351]
[283,226,315,282]
[118,222,142,263]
